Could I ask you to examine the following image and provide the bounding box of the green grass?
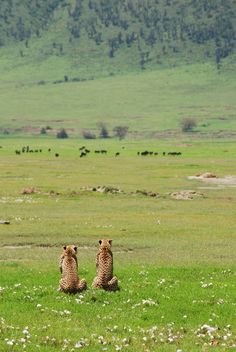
[0,137,236,350]
[0,63,236,136]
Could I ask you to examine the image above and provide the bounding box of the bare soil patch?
[188,173,236,187]
[170,190,204,200]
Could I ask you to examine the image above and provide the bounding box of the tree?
[40,127,47,134]
[82,130,96,139]
[181,118,197,132]
[98,122,109,138]
[57,128,68,139]
[113,126,129,140]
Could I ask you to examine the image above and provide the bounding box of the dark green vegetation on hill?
[0,0,236,83]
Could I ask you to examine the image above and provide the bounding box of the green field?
[1,137,236,351]
[1,63,236,137]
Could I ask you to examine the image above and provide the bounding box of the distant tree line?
[0,0,235,67]
[82,124,129,140]
[40,124,129,140]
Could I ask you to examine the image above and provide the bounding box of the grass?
[0,62,236,136]
[0,137,236,351]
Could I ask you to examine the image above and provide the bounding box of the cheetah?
[59,245,87,294]
[92,239,119,291]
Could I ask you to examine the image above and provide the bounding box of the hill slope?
[0,0,236,83]
[0,63,236,137]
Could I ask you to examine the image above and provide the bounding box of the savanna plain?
[1,0,236,349]
[0,137,236,351]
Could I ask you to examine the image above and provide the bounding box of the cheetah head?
[99,239,112,250]
[63,245,77,256]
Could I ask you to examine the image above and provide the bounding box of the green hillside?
[0,63,236,137]
[0,0,236,84]
[0,0,236,137]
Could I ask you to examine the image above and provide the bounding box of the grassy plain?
[0,137,236,351]
[0,63,236,136]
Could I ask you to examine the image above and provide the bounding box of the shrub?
[181,118,197,132]
[57,128,68,139]
[82,130,96,139]
[40,127,47,134]
[98,122,109,138]
[37,80,46,85]
[3,129,10,135]
[113,125,129,140]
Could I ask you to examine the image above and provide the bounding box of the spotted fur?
[59,245,87,294]
[92,239,119,291]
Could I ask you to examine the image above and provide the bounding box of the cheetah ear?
[108,239,112,245]
[63,245,67,250]
[73,246,77,251]
[99,239,102,245]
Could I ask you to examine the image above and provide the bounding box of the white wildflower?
[75,342,83,348]
[7,340,14,345]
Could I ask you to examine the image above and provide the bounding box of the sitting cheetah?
[92,239,119,291]
[59,245,87,294]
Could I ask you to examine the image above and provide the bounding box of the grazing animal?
[59,245,87,294]
[92,239,119,291]
[55,153,59,157]
[48,148,51,152]
[80,152,86,157]
[115,152,120,156]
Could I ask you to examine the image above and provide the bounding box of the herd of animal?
[14,145,183,158]
[59,239,119,294]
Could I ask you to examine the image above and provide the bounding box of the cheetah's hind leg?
[92,277,102,289]
[58,279,65,292]
[107,276,119,291]
[77,279,87,292]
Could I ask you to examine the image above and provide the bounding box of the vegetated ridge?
[0,0,236,81]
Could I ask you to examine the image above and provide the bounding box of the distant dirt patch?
[81,185,159,197]
[2,245,32,249]
[21,188,60,196]
[193,172,217,179]
[21,187,39,194]
[0,220,10,225]
[134,190,159,197]
[81,185,124,194]
[188,173,236,187]
[170,190,204,200]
